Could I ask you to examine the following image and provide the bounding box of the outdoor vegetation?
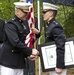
[0,0,74,75]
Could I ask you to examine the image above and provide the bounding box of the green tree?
[64,7,74,38]
[0,0,18,21]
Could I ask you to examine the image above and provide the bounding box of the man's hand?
[31,27,40,34]
[27,48,39,60]
[55,68,63,74]
[32,48,39,56]
[27,55,38,60]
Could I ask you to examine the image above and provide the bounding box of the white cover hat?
[43,2,59,11]
[14,2,32,12]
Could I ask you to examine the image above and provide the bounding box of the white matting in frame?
[38,37,74,72]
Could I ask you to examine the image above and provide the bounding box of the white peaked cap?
[14,2,32,12]
[43,2,59,10]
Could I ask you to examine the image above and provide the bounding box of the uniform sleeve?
[5,23,32,56]
[51,26,66,69]
[0,19,5,42]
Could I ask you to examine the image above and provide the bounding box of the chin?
[23,18,26,21]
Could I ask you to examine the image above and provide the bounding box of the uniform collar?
[47,18,55,25]
[14,15,23,23]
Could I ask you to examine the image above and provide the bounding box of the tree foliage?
[0,0,18,21]
[64,7,74,38]
[56,6,74,38]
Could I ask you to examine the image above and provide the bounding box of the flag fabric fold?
[25,0,35,48]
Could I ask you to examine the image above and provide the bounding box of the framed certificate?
[38,37,74,72]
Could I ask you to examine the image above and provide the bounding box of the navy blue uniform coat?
[0,16,35,69]
[45,18,66,69]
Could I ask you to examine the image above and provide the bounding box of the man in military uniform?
[42,2,67,75]
[0,19,5,43]
[0,19,5,75]
[0,2,39,75]
[23,17,40,75]
[0,19,5,51]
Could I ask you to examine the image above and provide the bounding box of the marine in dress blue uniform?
[0,19,5,75]
[23,17,40,75]
[42,2,67,75]
[0,19,5,57]
[0,19,5,43]
[0,2,39,75]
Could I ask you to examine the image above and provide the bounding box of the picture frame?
[38,37,74,72]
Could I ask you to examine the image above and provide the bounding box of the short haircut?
[52,10,57,18]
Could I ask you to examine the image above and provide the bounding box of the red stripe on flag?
[25,5,35,48]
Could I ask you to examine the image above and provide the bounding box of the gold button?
[12,50,14,52]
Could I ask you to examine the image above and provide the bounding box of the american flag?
[25,0,35,48]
